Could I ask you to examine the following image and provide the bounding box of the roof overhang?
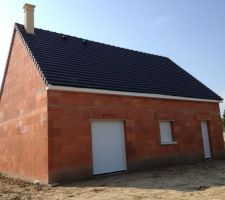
[46,85,223,103]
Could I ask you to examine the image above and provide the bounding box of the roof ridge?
[15,23,167,60]
[15,23,48,85]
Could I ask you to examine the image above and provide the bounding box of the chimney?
[23,3,35,34]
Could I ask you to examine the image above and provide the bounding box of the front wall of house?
[48,90,224,183]
[0,32,48,183]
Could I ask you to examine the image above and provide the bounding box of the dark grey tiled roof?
[16,23,222,101]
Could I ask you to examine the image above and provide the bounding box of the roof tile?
[15,23,222,101]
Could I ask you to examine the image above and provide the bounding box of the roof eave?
[0,24,48,99]
[14,23,48,86]
[46,84,222,103]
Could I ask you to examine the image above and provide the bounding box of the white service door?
[201,121,211,159]
[91,121,127,175]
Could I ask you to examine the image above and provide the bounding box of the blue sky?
[0,0,225,114]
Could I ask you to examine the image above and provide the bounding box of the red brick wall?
[0,31,48,183]
[48,90,225,182]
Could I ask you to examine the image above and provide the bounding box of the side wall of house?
[0,31,48,183]
[48,90,224,183]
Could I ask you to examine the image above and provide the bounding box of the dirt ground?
[1,160,225,200]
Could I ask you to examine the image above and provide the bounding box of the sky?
[0,0,225,115]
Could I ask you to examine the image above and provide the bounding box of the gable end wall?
[0,31,48,183]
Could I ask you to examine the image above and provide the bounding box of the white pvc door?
[201,121,211,159]
[91,121,127,175]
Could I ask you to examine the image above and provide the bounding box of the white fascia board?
[46,85,222,103]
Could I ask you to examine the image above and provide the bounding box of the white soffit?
[46,85,222,103]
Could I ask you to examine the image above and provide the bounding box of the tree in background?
[223,110,225,131]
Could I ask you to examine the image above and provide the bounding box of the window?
[159,121,176,145]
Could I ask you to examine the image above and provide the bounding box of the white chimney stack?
[23,3,35,34]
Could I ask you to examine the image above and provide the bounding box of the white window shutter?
[159,121,173,144]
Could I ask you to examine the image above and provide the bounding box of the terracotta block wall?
[0,30,224,184]
[48,90,225,182]
[0,31,48,183]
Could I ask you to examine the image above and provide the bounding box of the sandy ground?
[1,160,225,200]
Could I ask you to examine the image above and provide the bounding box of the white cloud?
[154,15,173,27]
